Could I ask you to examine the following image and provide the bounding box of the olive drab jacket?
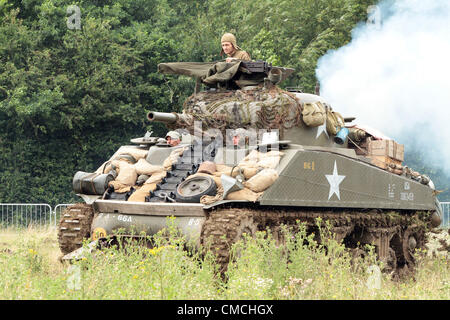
[229,49,251,61]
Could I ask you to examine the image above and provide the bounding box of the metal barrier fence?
[0,204,54,228]
[0,203,74,229]
[440,202,450,228]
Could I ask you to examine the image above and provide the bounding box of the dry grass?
[0,226,63,274]
[0,225,448,300]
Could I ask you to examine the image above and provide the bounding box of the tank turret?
[154,61,352,149]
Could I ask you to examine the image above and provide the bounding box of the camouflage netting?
[168,85,303,138]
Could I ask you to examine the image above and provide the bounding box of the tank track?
[200,206,431,275]
[57,203,94,255]
[146,145,203,202]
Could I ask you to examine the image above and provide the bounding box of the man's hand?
[226,57,237,63]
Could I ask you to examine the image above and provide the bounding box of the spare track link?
[58,203,94,255]
[200,207,432,274]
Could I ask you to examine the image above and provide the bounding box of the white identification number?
[188,218,200,226]
[118,215,132,222]
[400,192,414,201]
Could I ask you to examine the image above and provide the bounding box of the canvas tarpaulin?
[158,61,244,86]
[158,61,294,87]
[158,62,217,78]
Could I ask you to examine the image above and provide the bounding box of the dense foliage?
[0,0,448,204]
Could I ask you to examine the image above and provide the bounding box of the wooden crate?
[367,155,403,170]
[368,139,404,162]
[365,139,404,170]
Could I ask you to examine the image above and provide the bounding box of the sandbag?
[163,147,186,170]
[145,171,167,185]
[134,159,164,176]
[242,166,259,179]
[111,160,123,174]
[265,150,285,158]
[302,101,326,127]
[225,187,262,202]
[239,150,283,164]
[116,147,148,161]
[200,185,224,205]
[198,161,216,175]
[214,164,238,177]
[241,150,260,163]
[326,109,345,135]
[215,164,233,173]
[96,161,112,174]
[239,150,283,169]
[257,156,280,169]
[128,183,158,202]
[115,161,138,186]
[108,180,132,193]
[244,168,279,193]
[114,153,137,164]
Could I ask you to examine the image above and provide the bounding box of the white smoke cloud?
[316,0,450,171]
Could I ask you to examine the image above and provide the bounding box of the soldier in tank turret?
[220,33,251,63]
[165,131,181,147]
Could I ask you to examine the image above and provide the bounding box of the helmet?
[220,33,241,55]
[165,131,181,140]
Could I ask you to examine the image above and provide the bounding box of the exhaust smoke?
[316,0,450,178]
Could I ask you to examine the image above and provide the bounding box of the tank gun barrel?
[147,111,178,123]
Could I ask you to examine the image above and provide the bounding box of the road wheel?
[176,176,217,203]
[402,225,425,268]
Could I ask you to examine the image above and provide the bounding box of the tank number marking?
[118,215,132,223]
[400,192,414,201]
[388,184,395,198]
[303,161,315,171]
[188,218,201,226]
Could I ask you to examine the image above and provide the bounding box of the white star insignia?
[316,120,329,139]
[325,161,346,200]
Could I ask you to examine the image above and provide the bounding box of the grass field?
[0,223,448,300]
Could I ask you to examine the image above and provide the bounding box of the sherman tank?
[58,60,443,275]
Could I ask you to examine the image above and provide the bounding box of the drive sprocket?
[57,203,94,255]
